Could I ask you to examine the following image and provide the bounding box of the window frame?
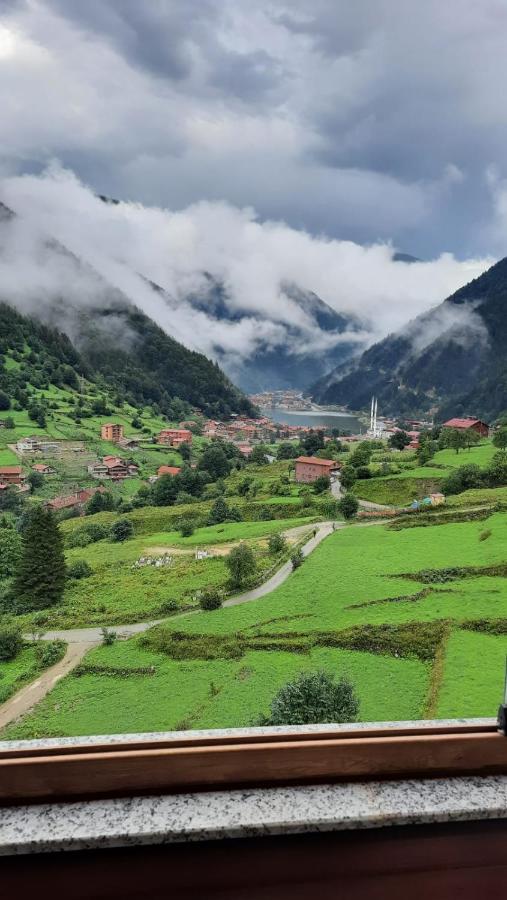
[1,719,505,806]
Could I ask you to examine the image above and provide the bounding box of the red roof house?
[0,466,25,485]
[443,417,489,437]
[295,456,342,484]
[157,465,182,477]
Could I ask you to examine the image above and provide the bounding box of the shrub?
[179,518,195,537]
[199,587,224,611]
[226,543,257,587]
[338,493,359,520]
[158,598,179,614]
[0,616,23,661]
[291,548,304,570]
[479,529,492,542]
[34,639,65,667]
[261,671,360,726]
[109,518,134,542]
[268,532,287,555]
[101,626,117,646]
[67,560,93,579]
[313,475,330,494]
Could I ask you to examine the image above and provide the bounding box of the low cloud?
[0,166,493,371]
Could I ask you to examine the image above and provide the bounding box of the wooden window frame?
[1,720,506,806]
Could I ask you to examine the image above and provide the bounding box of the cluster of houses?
[16,436,61,454]
[248,390,312,411]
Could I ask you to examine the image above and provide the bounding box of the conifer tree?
[11,506,66,612]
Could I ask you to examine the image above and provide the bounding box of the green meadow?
[5,509,507,738]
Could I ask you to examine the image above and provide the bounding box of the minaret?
[374,398,378,435]
[370,396,374,432]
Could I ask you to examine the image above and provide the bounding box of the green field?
[5,509,507,738]
[17,516,316,629]
[0,644,64,705]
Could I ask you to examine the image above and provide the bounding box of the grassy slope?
[0,644,63,704]
[6,510,507,736]
[18,516,315,629]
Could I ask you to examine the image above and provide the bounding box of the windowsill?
[2,718,506,857]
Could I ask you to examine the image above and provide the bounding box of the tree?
[179,441,192,463]
[262,671,359,726]
[443,428,468,454]
[340,465,357,490]
[207,497,231,525]
[0,527,22,578]
[388,430,410,450]
[3,416,15,429]
[27,470,44,492]
[86,491,114,514]
[313,474,330,494]
[493,428,507,453]
[0,390,10,411]
[277,442,299,460]
[199,587,224,611]
[464,428,481,451]
[226,543,256,587]
[338,493,359,520]
[349,442,373,467]
[249,445,270,465]
[11,506,66,612]
[268,532,287,555]
[301,430,325,455]
[109,518,134,542]
[0,616,23,661]
[198,444,231,480]
[151,474,179,506]
[179,518,195,537]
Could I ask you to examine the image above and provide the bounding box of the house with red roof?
[0,466,25,485]
[32,463,55,475]
[442,417,489,437]
[295,456,342,484]
[46,486,106,514]
[157,465,182,477]
[158,429,192,448]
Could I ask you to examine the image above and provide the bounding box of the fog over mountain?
[0,167,492,391]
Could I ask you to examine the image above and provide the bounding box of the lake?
[260,407,364,433]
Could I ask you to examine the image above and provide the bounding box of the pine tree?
[11,506,66,612]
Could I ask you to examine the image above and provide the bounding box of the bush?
[262,671,360,726]
[312,475,330,494]
[67,559,93,579]
[34,639,65,667]
[226,543,257,587]
[109,518,134,542]
[0,616,23,661]
[338,493,359,520]
[179,518,195,537]
[101,626,117,646]
[268,532,287,555]
[479,529,492,542]
[291,548,304,570]
[199,587,224,611]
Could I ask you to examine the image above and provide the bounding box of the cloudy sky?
[0,0,505,373]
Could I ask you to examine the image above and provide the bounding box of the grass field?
[17,516,316,629]
[5,509,506,737]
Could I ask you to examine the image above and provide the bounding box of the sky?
[0,0,505,372]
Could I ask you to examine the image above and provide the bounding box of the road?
[23,521,336,642]
[3,517,383,728]
[0,641,98,730]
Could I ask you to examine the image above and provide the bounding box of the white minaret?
[374,398,378,435]
[370,395,375,432]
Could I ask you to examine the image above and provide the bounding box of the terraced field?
[5,510,506,738]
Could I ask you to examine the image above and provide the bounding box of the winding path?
[0,642,98,730]
[1,517,382,729]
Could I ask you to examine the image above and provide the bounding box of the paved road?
[0,641,98,730]
[24,522,336,643]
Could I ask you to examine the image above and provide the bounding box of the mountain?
[185,275,364,393]
[312,256,507,421]
[0,201,255,419]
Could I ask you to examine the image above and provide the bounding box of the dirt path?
[0,641,98,730]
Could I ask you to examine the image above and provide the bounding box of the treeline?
[0,300,255,420]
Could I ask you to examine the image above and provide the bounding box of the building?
[46,487,106,514]
[0,466,25,485]
[430,492,445,506]
[16,436,40,452]
[158,428,193,448]
[32,463,55,475]
[88,456,139,479]
[101,423,125,442]
[236,443,254,458]
[294,456,341,484]
[157,465,182,477]
[442,417,489,437]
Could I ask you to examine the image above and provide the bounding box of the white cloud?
[0,166,493,370]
